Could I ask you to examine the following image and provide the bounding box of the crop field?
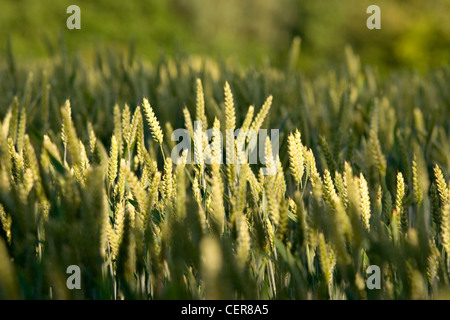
[0,39,449,300]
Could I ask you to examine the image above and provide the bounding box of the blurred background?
[0,0,449,71]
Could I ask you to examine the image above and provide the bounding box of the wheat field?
[0,43,449,300]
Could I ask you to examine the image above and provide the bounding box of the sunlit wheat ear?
[24,135,45,203]
[194,120,204,172]
[434,165,448,206]
[192,177,208,232]
[114,202,125,245]
[161,157,174,205]
[149,171,161,208]
[237,106,254,140]
[8,138,23,179]
[114,159,126,200]
[287,129,304,186]
[277,198,289,241]
[427,239,440,285]
[108,135,118,185]
[264,139,280,228]
[78,139,89,172]
[412,156,423,205]
[359,173,371,231]
[192,175,202,207]
[100,191,110,258]
[87,122,97,156]
[182,107,194,138]
[60,101,69,155]
[210,165,225,235]
[113,104,123,157]
[1,108,12,138]
[196,78,208,130]
[123,162,148,214]
[430,184,441,229]
[246,164,262,196]
[121,103,131,147]
[60,100,81,167]
[106,220,119,258]
[135,108,145,164]
[249,95,272,139]
[318,232,333,288]
[235,106,254,163]
[441,189,450,259]
[224,81,236,179]
[41,134,61,166]
[334,171,347,208]
[322,169,338,206]
[306,148,322,194]
[236,209,250,269]
[395,171,406,231]
[142,98,164,145]
[175,150,187,218]
[236,164,248,215]
[0,204,11,245]
[264,136,276,176]
[211,118,222,165]
[265,217,275,253]
[224,81,236,131]
[126,107,137,154]
[275,157,286,199]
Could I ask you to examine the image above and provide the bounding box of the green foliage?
[1,1,449,70]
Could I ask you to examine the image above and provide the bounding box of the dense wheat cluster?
[0,43,449,299]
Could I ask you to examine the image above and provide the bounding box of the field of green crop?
[0,40,449,300]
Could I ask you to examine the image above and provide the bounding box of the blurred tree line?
[0,0,449,71]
